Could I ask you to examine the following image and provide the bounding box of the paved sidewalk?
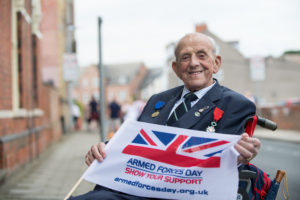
[0,130,100,200]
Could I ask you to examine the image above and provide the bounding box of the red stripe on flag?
[166,135,188,152]
[122,145,220,168]
[182,140,229,153]
[140,129,157,146]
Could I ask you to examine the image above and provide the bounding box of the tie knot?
[184,92,198,102]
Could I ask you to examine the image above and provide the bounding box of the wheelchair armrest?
[239,170,257,179]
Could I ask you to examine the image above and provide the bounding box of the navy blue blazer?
[138,80,256,135]
[69,80,257,200]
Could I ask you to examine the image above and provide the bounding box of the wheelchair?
[237,115,289,200]
[66,115,289,200]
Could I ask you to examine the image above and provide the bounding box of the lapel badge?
[155,101,165,110]
[194,111,200,117]
[198,106,209,113]
[152,101,165,118]
[152,111,160,118]
[195,106,210,117]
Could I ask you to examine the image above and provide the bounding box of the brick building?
[166,23,300,106]
[73,63,148,107]
[0,0,74,183]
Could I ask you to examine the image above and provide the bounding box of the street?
[252,138,300,200]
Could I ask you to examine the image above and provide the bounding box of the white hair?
[174,33,220,60]
[207,35,220,55]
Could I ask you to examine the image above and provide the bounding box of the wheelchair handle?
[257,116,277,131]
[275,170,286,183]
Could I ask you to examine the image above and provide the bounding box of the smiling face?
[172,33,221,91]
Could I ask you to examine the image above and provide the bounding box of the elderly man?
[77,32,261,200]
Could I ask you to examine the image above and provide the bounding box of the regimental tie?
[167,92,198,126]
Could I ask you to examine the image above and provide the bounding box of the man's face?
[172,34,221,91]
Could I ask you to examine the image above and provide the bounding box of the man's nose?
[190,54,200,67]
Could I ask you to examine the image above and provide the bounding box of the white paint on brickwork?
[0,109,44,119]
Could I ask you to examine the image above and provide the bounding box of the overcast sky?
[75,0,300,68]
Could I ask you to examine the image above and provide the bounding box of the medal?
[152,111,160,118]
[206,107,224,133]
[206,121,217,132]
[206,126,216,133]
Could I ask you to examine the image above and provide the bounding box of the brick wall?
[259,105,300,131]
[0,84,62,173]
[130,64,148,98]
[0,0,12,110]
[40,0,61,88]
[0,0,62,182]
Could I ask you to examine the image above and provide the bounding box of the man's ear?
[172,61,180,77]
[213,55,222,74]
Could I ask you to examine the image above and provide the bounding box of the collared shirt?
[168,81,216,119]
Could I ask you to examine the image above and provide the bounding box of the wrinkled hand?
[235,133,261,164]
[85,142,107,166]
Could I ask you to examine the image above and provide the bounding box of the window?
[118,91,128,102]
[17,12,23,108]
[92,78,98,88]
[32,35,38,106]
[82,93,90,105]
[82,79,89,88]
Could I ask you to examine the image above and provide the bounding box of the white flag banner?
[83,120,241,200]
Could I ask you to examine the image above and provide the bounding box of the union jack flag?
[122,128,231,168]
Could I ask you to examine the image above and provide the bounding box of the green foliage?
[73,99,84,117]
[283,50,300,55]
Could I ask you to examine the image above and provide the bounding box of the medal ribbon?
[213,107,224,122]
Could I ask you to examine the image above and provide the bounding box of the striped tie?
[167,92,198,126]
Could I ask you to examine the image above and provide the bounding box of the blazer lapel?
[147,87,183,125]
[172,81,223,129]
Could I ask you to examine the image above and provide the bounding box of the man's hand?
[85,142,107,166]
[235,133,261,164]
